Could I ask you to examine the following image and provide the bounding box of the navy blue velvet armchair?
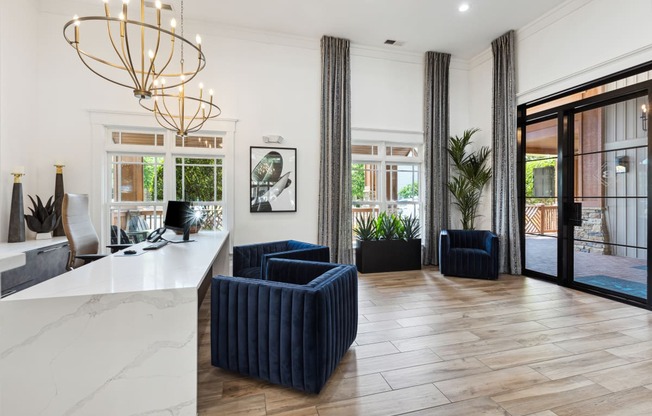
[233,240,330,279]
[439,229,499,280]
[211,258,358,393]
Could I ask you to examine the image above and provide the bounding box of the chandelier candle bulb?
[73,16,80,43]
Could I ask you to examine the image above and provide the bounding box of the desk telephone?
[147,227,166,243]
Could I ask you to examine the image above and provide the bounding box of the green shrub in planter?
[354,211,421,273]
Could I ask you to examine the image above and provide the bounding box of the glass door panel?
[572,97,648,299]
[524,118,559,278]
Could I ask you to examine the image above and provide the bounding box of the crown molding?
[517,43,652,103]
[467,0,595,71]
[469,47,493,70]
[518,0,594,42]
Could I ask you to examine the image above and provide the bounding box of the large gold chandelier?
[63,0,205,99]
[139,0,221,136]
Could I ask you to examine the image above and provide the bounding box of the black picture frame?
[250,146,297,213]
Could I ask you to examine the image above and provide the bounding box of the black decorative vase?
[8,173,25,243]
[53,163,65,237]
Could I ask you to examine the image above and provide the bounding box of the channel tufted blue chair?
[233,240,330,279]
[211,258,358,393]
[439,229,499,280]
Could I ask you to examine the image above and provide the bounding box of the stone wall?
[574,207,610,255]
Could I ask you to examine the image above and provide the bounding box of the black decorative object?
[355,239,421,273]
[354,212,421,273]
[53,162,65,236]
[250,146,297,212]
[24,195,60,239]
[8,169,26,243]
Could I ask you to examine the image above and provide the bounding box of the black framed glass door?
[522,81,651,307]
[565,93,649,301]
[523,117,559,279]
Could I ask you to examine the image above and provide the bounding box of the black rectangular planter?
[355,239,421,273]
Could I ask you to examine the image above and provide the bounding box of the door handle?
[566,202,582,226]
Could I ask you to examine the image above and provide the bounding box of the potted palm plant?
[354,212,421,273]
[447,128,492,230]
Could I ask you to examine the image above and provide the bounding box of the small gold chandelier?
[139,0,220,136]
[141,78,221,136]
[63,0,205,99]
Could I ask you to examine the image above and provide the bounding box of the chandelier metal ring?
[139,90,222,137]
[63,7,205,99]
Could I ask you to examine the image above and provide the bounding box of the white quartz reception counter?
[0,231,229,415]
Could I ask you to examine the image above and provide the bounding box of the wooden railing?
[352,206,380,225]
[525,204,557,234]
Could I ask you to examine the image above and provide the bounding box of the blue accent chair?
[439,229,499,280]
[211,258,358,393]
[233,240,330,279]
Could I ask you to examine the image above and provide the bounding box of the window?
[352,140,423,236]
[108,153,165,244]
[106,130,227,245]
[175,157,224,230]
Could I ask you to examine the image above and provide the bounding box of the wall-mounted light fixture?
[263,135,284,144]
[615,155,629,174]
[641,104,647,131]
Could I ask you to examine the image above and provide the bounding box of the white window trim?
[90,111,237,250]
[351,127,424,215]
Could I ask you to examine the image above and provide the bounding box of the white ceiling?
[76,0,571,59]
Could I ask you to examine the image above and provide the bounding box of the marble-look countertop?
[1,230,230,415]
[0,253,26,273]
[2,231,229,301]
[0,237,68,274]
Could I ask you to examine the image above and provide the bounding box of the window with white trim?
[352,142,423,231]
[106,130,226,245]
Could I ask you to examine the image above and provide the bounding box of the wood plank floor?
[197,267,652,415]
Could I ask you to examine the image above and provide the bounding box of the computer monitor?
[164,200,194,242]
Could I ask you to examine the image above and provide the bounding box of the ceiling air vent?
[384,39,404,46]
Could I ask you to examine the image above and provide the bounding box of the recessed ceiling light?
[459,3,470,12]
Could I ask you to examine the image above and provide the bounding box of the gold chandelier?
[139,0,220,136]
[63,0,205,99]
[140,78,221,137]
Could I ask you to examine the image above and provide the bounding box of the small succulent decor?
[354,212,420,241]
[24,195,61,234]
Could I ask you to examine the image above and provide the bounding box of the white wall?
[467,51,493,231]
[467,0,652,231]
[0,0,40,242]
[3,3,475,247]
[517,0,652,103]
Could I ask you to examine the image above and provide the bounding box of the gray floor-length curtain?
[318,36,352,264]
[423,52,451,265]
[492,30,522,274]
